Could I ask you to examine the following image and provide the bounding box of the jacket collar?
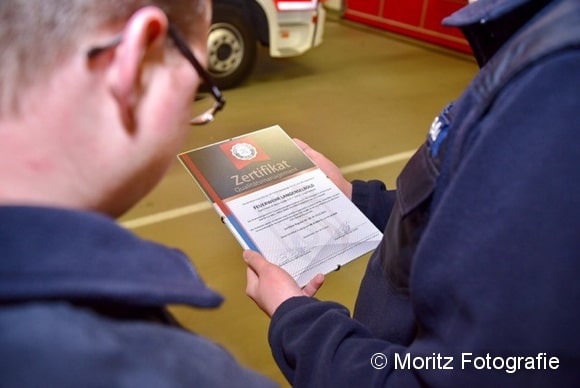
[0,206,223,308]
[443,0,533,26]
[443,0,555,66]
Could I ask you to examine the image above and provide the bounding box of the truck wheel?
[208,5,257,89]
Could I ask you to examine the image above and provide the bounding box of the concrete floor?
[120,17,477,387]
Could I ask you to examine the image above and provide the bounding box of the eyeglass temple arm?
[167,24,225,111]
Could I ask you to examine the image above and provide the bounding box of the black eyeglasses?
[87,24,225,125]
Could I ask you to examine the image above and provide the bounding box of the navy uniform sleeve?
[351,180,397,231]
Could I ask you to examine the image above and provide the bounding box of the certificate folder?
[178,125,382,286]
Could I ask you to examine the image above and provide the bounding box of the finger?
[302,273,325,297]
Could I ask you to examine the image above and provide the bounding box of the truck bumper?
[270,3,326,57]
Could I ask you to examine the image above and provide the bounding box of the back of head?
[0,0,207,116]
[0,0,211,216]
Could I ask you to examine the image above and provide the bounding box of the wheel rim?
[208,23,244,78]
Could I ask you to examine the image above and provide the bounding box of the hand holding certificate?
[178,125,382,287]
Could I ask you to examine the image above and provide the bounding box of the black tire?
[209,4,257,89]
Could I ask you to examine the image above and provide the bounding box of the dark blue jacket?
[268,0,580,386]
[0,207,277,387]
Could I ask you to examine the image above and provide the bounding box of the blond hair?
[0,0,208,115]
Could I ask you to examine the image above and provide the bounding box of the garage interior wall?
[327,0,471,53]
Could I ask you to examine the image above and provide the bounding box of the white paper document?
[178,125,382,286]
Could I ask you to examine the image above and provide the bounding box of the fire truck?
[209,0,326,89]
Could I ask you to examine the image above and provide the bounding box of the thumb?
[243,250,268,273]
[293,138,310,151]
[294,138,320,159]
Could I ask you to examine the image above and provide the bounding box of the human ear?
[107,6,168,132]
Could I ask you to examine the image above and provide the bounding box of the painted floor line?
[339,150,415,175]
[121,149,415,229]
